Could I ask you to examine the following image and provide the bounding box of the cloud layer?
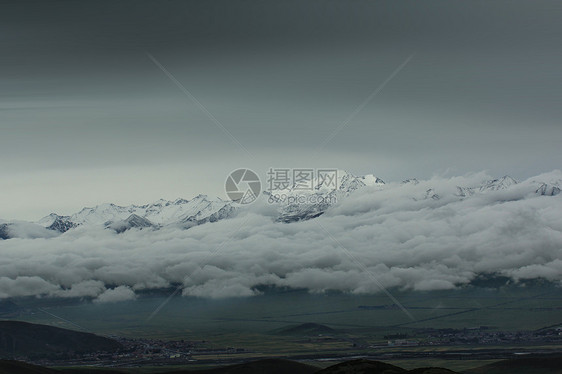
[1,171,561,302]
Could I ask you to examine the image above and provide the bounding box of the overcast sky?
[1,0,561,220]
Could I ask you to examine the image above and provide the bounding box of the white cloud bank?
[94,286,137,304]
[0,171,561,300]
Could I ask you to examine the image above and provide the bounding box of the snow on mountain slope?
[267,169,385,222]
[106,214,156,233]
[18,170,561,237]
[525,171,562,196]
[37,214,78,232]
[448,176,519,198]
[456,186,476,197]
[479,176,518,192]
[536,183,561,196]
[35,195,237,233]
[357,174,385,186]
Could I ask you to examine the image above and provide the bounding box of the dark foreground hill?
[0,359,318,374]
[0,360,58,374]
[0,359,461,374]
[405,368,459,374]
[315,359,407,374]
[165,358,319,374]
[0,321,122,359]
[314,359,459,374]
[466,355,562,374]
[1,354,561,374]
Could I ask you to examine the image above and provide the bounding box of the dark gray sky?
[1,0,561,219]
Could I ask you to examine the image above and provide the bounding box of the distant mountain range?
[0,171,560,240]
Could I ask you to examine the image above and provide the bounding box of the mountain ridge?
[1,170,560,240]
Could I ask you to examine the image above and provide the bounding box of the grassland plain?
[11,284,561,338]
[3,284,559,371]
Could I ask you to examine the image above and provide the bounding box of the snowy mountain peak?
[16,171,559,240]
[37,213,64,227]
[35,194,235,234]
[356,174,385,186]
[106,214,155,233]
[192,194,209,200]
[331,170,384,194]
[37,214,76,233]
[479,176,518,192]
[456,186,475,198]
[536,183,561,196]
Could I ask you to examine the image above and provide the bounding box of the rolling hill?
[466,355,562,374]
[0,321,122,359]
[271,323,337,336]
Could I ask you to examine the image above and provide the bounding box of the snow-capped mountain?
[63,195,231,226]
[267,170,385,222]
[106,214,155,233]
[451,176,518,198]
[479,176,518,192]
[31,171,562,231]
[36,195,237,233]
[1,170,560,240]
[37,214,78,232]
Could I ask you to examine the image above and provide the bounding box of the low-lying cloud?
[0,171,561,301]
[94,286,137,304]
